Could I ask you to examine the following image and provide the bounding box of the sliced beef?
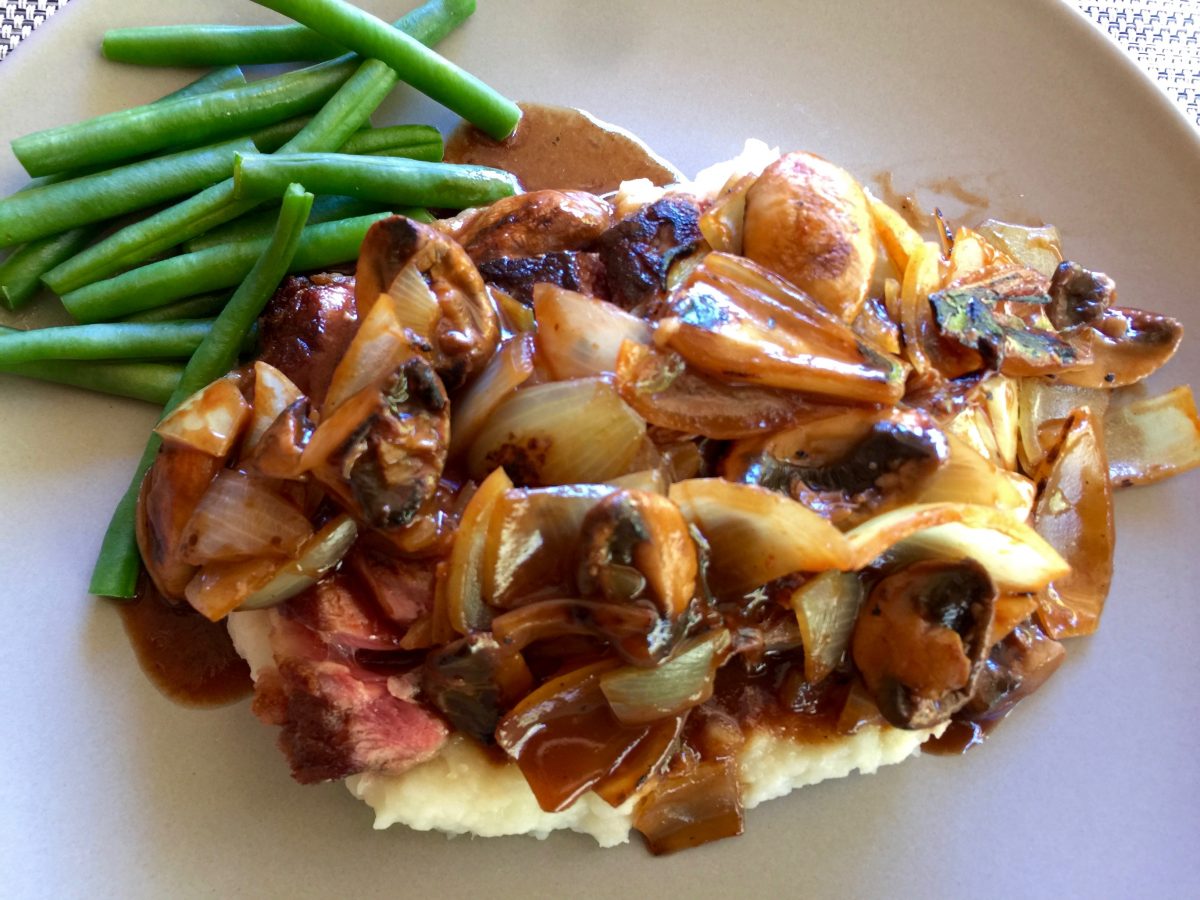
[455,190,614,264]
[478,251,609,305]
[281,574,408,652]
[347,546,436,627]
[597,195,703,310]
[278,657,448,784]
[258,273,358,405]
[253,584,449,785]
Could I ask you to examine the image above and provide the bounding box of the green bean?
[0,230,93,310]
[234,152,517,209]
[183,195,387,252]
[12,56,358,177]
[254,0,519,140]
[42,0,467,294]
[102,0,474,66]
[0,320,233,365]
[339,124,443,160]
[120,293,231,324]
[16,66,249,191]
[62,212,390,323]
[88,185,315,599]
[0,136,260,248]
[2,68,250,308]
[0,354,182,404]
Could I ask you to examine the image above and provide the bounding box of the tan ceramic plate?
[2,1,1198,896]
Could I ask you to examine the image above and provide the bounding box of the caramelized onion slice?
[245,361,304,453]
[238,515,358,611]
[867,193,923,276]
[322,290,409,415]
[136,443,223,599]
[976,219,1063,278]
[184,556,280,622]
[467,377,647,485]
[485,484,614,607]
[446,467,512,635]
[788,572,864,683]
[1017,377,1109,472]
[660,253,907,404]
[155,374,249,458]
[600,629,731,724]
[533,284,652,380]
[846,502,1069,591]
[669,479,852,597]
[1105,385,1200,488]
[633,759,744,856]
[615,340,817,439]
[449,332,535,457]
[180,470,312,565]
[495,660,679,813]
[1031,409,1113,638]
[916,432,1035,519]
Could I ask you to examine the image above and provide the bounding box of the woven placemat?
[1,0,1198,127]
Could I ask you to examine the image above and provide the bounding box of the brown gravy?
[445,102,681,194]
[118,578,251,706]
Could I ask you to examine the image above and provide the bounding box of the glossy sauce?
[446,102,682,194]
[118,578,251,706]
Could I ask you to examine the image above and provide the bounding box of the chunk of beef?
[347,546,436,627]
[478,251,610,305]
[258,273,358,405]
[454,190,614,264]
[597,195,703,310]
[278,657,448,784]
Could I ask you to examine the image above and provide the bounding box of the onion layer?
[445,466,512,634]
[533,284,651,380]
[600,629,731,724]
[1032,409,1113,638]
[180,470,312,565]
[450,333,535,457]
[467,378,647,485]
[788,572,864,683]
[669,479,852,596]
[245,361,304,453]
[1105,385,1200,488]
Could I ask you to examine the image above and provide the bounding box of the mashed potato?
[230,610,938,848]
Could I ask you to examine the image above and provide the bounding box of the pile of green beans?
[0,0,528,601]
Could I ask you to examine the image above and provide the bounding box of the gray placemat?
[1,0,1198,128]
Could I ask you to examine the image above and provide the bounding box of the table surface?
[3,0,1199,128]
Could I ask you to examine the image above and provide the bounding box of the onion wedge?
[533,284,651,379]
[788,572,864,683]
[467,378,647,485]
[155,374,249,458]
[1105,385,1200,488]
[669,479,852,596]
[445,466,512,634]
[1032,409,1113,637]
[846,502,1069,591]
[600,629,731,725]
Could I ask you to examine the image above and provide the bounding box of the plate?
[2,1,1198,897]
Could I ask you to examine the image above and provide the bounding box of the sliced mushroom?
[1047,260,1114,332]
[451,189,614,264]
[421,632,533,744]
[597,194,703,311]
[851,558,996,729]
[308,357,451,532]
[355,215,498,389]
[1057,306,1183,388]
[742,151,877,321]
[577,489,699,626]
[724,407,948,528]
